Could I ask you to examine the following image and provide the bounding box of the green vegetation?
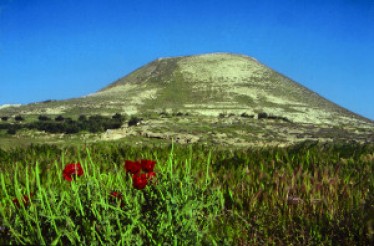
[128,116,143,127]
[0,142,373,244]
[0,114,126,135]
[14,115,24,122]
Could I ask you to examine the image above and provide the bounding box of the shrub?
[171,112,185,117]
[64,123,80,134]
[86,121,104,133]
[14,115,24,122]
[128,116,142,126]
[6,127,17,135]
[159,112,169,118]
[65,118,74,124]
[240,113,254,118]
[112,113,125,121]
[55,115,65,122]
[281,117,291,123]
[38,115,51,121]
[267,115,277,120]
[257,112,268,119]
[78,115,87,121]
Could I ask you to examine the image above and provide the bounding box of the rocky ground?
[1,115,372,149]
[99,115,374,147]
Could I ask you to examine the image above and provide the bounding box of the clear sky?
[0,0,373,120]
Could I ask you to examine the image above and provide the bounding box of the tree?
[65,118,74,124]
[55,115,65,122]
[15,115,24,122]
[38,115,51,121]
[128,116,142,126]
[65,123,80,134]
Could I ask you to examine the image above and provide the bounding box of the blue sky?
[0,0,373,120]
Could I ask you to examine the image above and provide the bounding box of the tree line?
[0,113,137,135]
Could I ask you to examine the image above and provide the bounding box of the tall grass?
[0,141,373,245]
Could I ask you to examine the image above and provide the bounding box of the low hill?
[0,53,372,147]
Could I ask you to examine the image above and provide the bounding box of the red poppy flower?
[12,193,34,208]
[63,163,84,182]
[132,173,148,190]
[124,160,142,175]
[141,159,156,172]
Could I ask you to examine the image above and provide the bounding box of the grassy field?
[0,141,373,245]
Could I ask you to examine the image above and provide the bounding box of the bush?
[64,123,80,134]
[78,115,87,121]
[65,118,74,124]
[240,113,254,118]
[55,115,65,122]
[112,113,125,122]
[86,121,104,133]
[281,117,291,123]
[258,114,291,123]
[1,116,9,121]
[14,115,24,122]
[257,112,268,119]
[173,112,184,117]
[159,112,169,118]
[38,115,51,121]
[6,127,17,135]
[128,116,142,126]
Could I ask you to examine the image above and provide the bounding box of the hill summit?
[89,52,368,125]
